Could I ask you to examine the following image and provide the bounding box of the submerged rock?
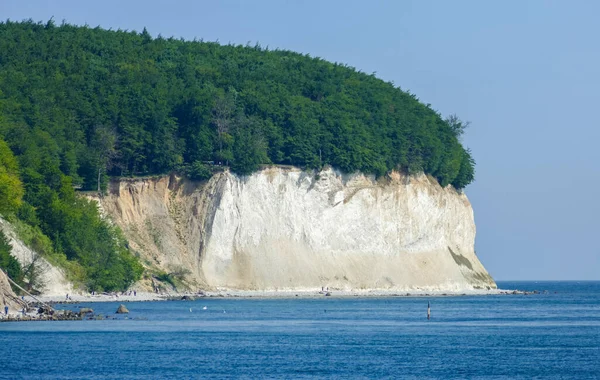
[116,304,129,314]
[79,307,94,315]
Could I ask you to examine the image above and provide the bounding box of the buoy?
[202,306,207,310]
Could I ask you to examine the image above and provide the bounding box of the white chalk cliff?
[99,167,495,292]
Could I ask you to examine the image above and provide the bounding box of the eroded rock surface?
[99,167,496,292]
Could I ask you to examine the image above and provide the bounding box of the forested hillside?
[0,20,474,292]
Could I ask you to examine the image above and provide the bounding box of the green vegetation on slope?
[0,20,475,291]
[0,133,143,292]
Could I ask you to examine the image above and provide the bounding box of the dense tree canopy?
[0,20,476,290]
[0,19,474,188]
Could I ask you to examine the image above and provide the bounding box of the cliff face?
[99,167,495,292]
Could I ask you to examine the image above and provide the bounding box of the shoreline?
[29,287,533,304]
[1,288,542,322]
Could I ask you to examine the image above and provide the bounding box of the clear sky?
[2,0,598,280]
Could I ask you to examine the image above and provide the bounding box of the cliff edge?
[99,167,495,292]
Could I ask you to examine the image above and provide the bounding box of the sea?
[1,281,599,379]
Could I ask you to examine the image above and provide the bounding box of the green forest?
[0,20,474,292]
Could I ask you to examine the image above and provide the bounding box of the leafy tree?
[0,230,24,291]
[90,125,118,194]
[0,137,23,216]
[212,90,237,164]
[452,149,476,189]
[231,115,269,175]
[186,161,212,181]
[445,114,470,139]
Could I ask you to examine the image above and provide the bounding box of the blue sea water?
[1,281,599,379]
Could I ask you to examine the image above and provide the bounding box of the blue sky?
[2,0,598,280]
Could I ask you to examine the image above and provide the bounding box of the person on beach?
[4,304,8,315]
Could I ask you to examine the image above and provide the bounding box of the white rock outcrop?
[0,269,26,314]
[100,167,495,292]
[0,218,73,296]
